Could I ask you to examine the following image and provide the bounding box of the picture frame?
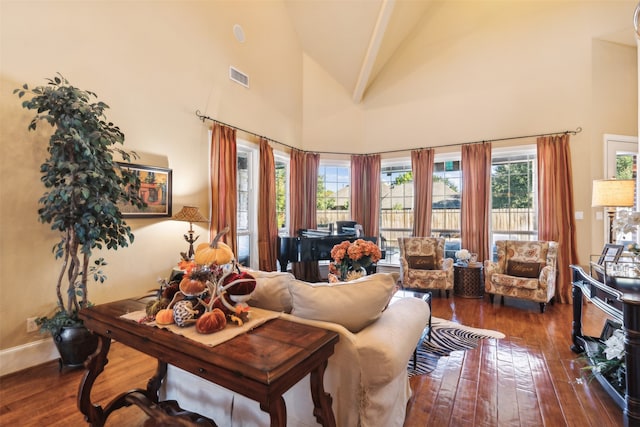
[597,244,624,265]
[117,163,172,218]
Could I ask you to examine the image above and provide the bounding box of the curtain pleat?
[258,138,278,271]
[411,148,435,237]
[209,124,237,257]
[461,142,492,261]
[537,134,578,303]
[290,149,320,281]
[351,154,381,239]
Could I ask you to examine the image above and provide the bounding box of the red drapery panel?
[537,134,579,303]
[258,138,278,271]
[209,124,237,257]
[461,142,492,261]
[351,154,381,239]
[290,149,320,281]
[411,148,435,237]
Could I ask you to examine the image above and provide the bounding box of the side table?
[454,263,484,298]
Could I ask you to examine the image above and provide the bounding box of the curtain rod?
[195,110,582,155]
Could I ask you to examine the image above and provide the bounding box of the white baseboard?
[0,338,58,376]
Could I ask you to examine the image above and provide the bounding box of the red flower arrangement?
[329,239,382,281]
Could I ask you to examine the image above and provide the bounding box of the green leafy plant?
[15,74,146,333]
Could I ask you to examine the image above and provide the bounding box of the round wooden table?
[454,263,484,298]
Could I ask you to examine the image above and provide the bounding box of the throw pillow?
[243,269,295,313]
[506,260,542,278]
[288,273,397,333]
[407,255,435,270]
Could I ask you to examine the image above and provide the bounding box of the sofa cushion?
[407,255,435,270]
[506,260,542,278]
[243,269,295,313]
[288,273,396,333]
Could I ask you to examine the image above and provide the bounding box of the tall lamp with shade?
[173,206,209,259]
[591,179,635,244]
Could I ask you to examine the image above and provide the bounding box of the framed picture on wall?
[117,163,172,218]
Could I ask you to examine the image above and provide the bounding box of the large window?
[432,157,462,259]
[317,163,350,227]
[379,161,414,264]
[489,149,537,256]
[275,154,289,233]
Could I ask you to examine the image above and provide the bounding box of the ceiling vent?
[229,66,249,88]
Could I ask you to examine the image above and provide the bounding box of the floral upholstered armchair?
[398,237,454,297]
[484,240,558,313]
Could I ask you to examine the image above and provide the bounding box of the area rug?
[407,317,505,377]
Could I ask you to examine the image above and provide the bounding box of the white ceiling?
[283,0,638,104]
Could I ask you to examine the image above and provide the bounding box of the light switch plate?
[575,211,583,220]
[596,211,603,220]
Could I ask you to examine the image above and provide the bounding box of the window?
[317,163,350,227]
[275,154,289,233]
[236,142,258,268]
[379,161,414,264]
[489,149,537,257]
[432,157,462,259]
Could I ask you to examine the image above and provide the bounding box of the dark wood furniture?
[570,265,640,427]
[77,299,339,427]
[453,263,484,298]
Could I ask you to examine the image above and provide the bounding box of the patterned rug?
[407,317,505,377]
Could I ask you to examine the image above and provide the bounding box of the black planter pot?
[53,325,99,370]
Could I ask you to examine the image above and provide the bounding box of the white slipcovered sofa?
[160,271,431,427]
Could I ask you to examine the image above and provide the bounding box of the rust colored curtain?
[258,138,278,271]
[290,149,320,281]
[411,148,435,237]
[209,124,237,257]
[537,134,579,304]
[351,154,381,239]
[461,142,491,261]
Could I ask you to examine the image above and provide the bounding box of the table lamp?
[173,206,209,259]
[592,179,635,244]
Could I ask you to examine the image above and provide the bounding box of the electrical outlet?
[26,317,38,333]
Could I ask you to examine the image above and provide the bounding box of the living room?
[0,0,638,424]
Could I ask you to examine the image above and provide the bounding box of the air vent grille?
[229,66,249,88]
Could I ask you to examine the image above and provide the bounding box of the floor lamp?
[173,206,209,259]
[592,179,635,244]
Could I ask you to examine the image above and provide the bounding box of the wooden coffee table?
[78,299,339,427]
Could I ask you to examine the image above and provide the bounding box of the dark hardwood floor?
[0,294,623,427]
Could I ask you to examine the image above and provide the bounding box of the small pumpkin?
[194,226,234,265]
[155,308,174,325]
[195,308,227,334]
[179,277,207,296]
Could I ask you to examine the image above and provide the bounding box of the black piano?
[277,229,380,273]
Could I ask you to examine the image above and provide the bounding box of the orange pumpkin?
[195,308,227,334]
[179,277,207,296]
[194,227,234,265]
[155,308,174,325]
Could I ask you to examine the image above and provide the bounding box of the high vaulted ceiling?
[283,0,637,104]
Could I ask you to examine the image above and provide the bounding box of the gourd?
[195,308,227,334]
[179,277,207,296]
[155,308,174,325]
[194,226,234,265]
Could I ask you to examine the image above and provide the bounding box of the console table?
[570,265,640,427]
[78,299,339,427]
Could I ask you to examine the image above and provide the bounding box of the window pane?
[275,159,288,231]
[432,160,461,258]
[379,163,414,265]
[317,164,350,226]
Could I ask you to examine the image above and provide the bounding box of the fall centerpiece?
[328,239,382,282]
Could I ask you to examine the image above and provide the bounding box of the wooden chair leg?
[489,294,494,304]
[539,302,546,313]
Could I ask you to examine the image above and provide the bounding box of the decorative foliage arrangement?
[144,228,256,334]
[329,239,382,281]
[582,327,626,395]
[15,74,146,333]
[613,210,640,234]
[455,249,471,264]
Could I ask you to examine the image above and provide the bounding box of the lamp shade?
[173,206,209,223]
[591,179,635,208]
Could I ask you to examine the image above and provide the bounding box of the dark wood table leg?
[77,334,111,426]
[571,282,584,353]
[261,396,286,427]
[310,360,336,427]
[622,295,640,427]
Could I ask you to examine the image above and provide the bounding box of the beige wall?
[0,0,637,364]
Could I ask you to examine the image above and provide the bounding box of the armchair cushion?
[505,260,543,278]
[407,255,435,270]
[288,273,396,333]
